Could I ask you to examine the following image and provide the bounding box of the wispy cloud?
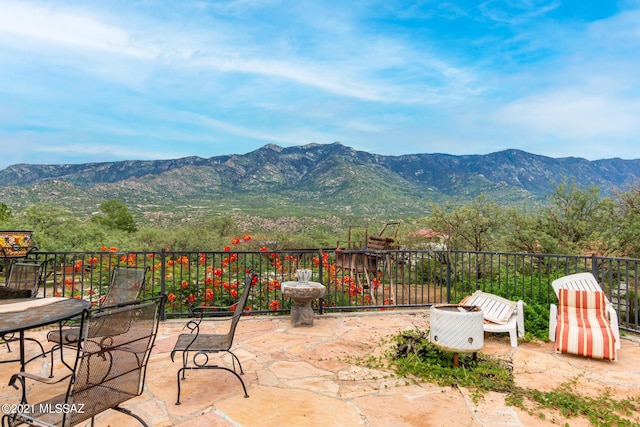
[0,0,639,169]
[480,0,561,24]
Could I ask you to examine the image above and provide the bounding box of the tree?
[0,203,12,223]
[427,194,503,252]
[502,205,559,254]
[613,179,640,258]
[92,199,138,233]
[539,178,616,255]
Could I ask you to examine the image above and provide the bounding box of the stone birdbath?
[281,270,325,327]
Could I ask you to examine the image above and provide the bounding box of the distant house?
[409,229,447,251]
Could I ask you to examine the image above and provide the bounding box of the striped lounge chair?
[549,273,620,361]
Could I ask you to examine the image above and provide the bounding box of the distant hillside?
[1,142,639,224]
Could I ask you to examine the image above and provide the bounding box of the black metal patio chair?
[2,296,164,427]
[45,266,148,376]
[170,270,255,404]
[1,261,46,357]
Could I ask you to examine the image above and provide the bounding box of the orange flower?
[231,237,241,245]
[223,246,231,252]
[213,268,223,277]
[100,246,108,252]
[269,300,281,311]
[259,247,269,252]
[242,235,251,242]
[167,293,177,301]
[181,280,189,289]
[230,289,238,298]
[147,253,154,259]
[267,280,280,291]
[109,246,118,252]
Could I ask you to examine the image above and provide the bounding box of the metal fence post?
[317,248,324,314]
[591,253,598,278]
[160,248,167,320]
[446,250,452,303]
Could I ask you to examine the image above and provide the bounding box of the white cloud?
[479,0,561,24]
[1,0,640,169]
[0,1,156,59]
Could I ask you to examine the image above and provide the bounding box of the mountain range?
[2,142,640,224]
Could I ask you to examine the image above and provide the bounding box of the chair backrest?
[101,266,148,306]
[195,271,254,350]
[4,262,42,298]
[552,272,610,303]
[66,297,163,426]
[462,290,517,325]
[557,288,607,314]
[226,272,254,338]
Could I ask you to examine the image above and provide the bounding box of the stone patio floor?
[2,310,640,426]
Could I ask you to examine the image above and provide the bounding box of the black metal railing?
[12,248,639,333]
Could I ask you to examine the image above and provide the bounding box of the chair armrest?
[548,304,558,341]
[606,303,621,349]
[9,371,72,393]
[516,300,525,337]
[11,371,72,386]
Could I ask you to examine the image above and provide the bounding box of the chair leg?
[175,366,249,405]
[49,345,57,378]
[21,338,47,369]
[509,329,518,347]
[181,351,188,380]
[113,405,149,426]
[229,351,244,374]
[2,335,12,353]
[176,367,185,405]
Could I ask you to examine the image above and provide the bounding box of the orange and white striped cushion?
[555,289,616,360]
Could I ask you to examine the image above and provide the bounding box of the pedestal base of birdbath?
[281,281,326,327]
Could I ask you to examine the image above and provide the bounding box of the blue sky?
[1,0,640,170]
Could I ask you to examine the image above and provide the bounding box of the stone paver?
[1,310,639,426]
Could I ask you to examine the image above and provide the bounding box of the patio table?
[0,297,90,402]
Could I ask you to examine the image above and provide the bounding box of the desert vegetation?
[2,178,640,259]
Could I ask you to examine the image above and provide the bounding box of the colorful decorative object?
[0,230,34,258]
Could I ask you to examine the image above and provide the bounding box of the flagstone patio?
[2,310,640,426]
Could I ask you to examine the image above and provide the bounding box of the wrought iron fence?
[14,248,639,333]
